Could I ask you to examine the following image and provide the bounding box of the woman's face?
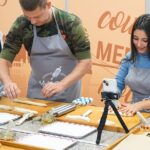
[133,29,148,54]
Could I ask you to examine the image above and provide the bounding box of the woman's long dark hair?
[130,14,150,62]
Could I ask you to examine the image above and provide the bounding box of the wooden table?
[0,97,150,149]
[58,105,150,132]
[0,97,64,116]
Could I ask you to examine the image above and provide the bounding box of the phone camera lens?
[103,80,109,86]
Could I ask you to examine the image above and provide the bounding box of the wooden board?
[0,145,24,150]
[0,141,24,150]
[57,105,150,132]
[0,133,77,150]
[0,97,65,116]
[107,127,150,150]
[0,140,47,150]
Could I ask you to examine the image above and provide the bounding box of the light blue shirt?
[116,51,150,93]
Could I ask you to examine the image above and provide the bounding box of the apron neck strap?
[51,7,61,35]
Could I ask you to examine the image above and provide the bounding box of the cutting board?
[0,97,65,116]
[107,127,150,150]
[57,105,150,132]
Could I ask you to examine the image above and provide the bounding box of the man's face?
[23,5,51,26]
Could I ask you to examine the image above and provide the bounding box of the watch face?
[0,0,7,6]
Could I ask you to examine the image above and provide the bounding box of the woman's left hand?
[119,103,140,115]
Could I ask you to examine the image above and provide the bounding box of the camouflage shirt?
[0,7,91,62]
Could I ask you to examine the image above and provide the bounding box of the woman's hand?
[119,102,141,115]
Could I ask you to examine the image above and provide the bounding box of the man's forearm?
[0,58,12,84]
[60,59,92,89]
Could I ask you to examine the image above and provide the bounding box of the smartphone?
[102,78,118,93]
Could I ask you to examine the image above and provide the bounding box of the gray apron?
[27,8,81,102]
[125,66,150,112]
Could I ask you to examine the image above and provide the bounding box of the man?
[0,0,91,102]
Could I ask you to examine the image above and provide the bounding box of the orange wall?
[68,0,145,105]
[0,0,145,105]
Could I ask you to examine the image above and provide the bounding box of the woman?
[116,14,150,114]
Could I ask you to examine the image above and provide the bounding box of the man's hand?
[41,81,65,98]
[4,82,21,99]
[41,59,91,98]
[0,59,20,99]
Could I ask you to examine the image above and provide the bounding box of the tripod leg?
[96,101,109,145]
[109,100,129,133]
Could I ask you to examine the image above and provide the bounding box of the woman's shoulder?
[120,51,132,67]
[124,51,131,59]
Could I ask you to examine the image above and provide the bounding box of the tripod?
[96,93,129,145]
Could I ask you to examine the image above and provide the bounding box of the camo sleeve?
[56,8,91,60]
[0,17,24,62]
[68,16,91,59]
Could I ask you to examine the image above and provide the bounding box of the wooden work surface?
[0,97,150,149]
[0,97,65,116]
[0,97,150,132]
[57,105,150,132]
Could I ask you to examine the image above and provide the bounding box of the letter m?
[96,41,112,61]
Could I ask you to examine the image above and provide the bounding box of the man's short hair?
[19,0,47,11]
